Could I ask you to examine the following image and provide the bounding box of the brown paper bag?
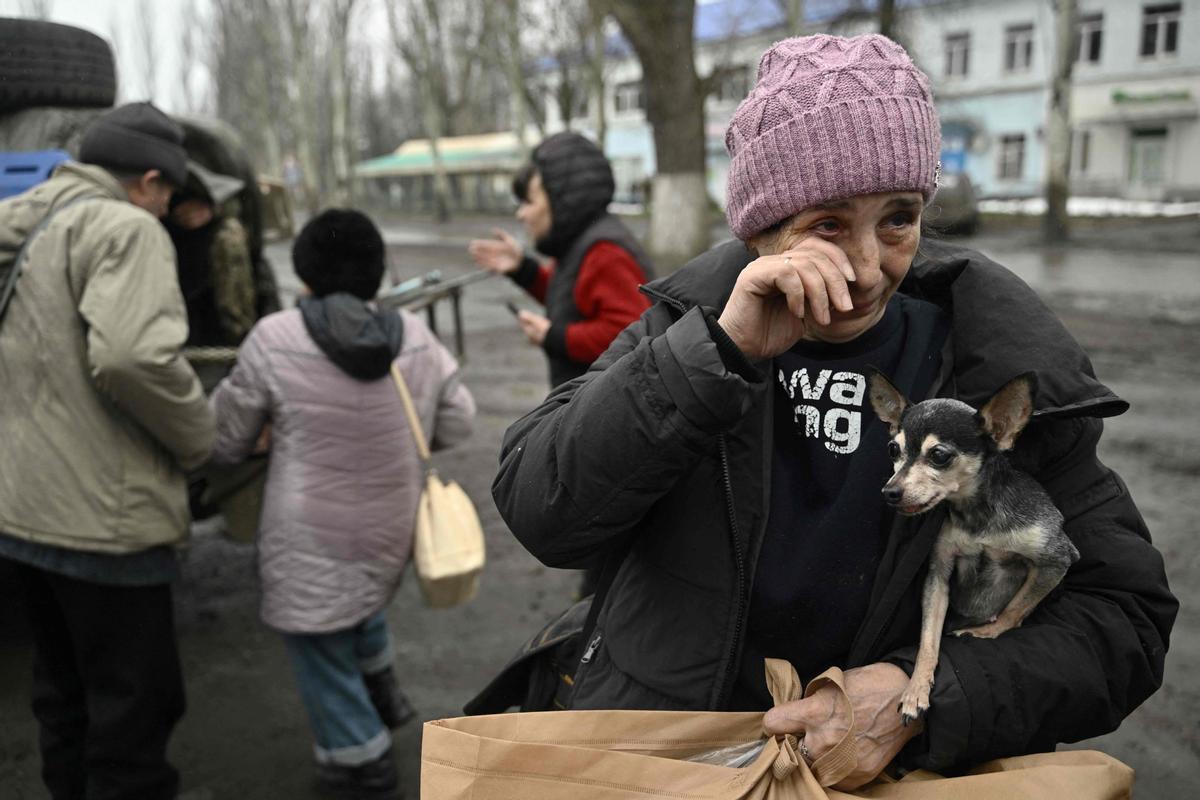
[422,659,1132,799]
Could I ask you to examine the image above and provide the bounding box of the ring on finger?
[799,736,812,764]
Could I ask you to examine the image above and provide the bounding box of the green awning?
[355,131,525,178]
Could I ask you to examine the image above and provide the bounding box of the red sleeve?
[528,262,552,304]
[564,242,651,365]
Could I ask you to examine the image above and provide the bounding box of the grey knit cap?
[79,102,188,187]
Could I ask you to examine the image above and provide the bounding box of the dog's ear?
[978,372,1037,451]
[867,368,907,434]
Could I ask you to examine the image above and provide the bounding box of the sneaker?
[315,747,400,800]
[363,667,417,730]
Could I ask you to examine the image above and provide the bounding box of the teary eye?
[927,446,955,468]
[887,440,902,460]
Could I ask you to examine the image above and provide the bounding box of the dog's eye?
[887,441,902,460]
[927,446,955,467]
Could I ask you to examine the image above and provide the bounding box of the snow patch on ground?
[980,197,1200,217]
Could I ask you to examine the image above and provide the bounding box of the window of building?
[945,32,970,77]
[1130,128,1168,184]
[1071,129,1092,174]
[1074,13,1104,64]
[1141,3,1180,57]
[714,65,751,103]
[997,133,1026,179]
[614,81,644,113]
[1004,23,1035,72]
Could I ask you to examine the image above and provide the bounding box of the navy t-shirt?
[732,294,948,708]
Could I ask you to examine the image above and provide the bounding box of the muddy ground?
[1,215,1197,798]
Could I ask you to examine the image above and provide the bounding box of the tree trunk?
[285,0,321,213]
[418,0,453,222]
[501,0,530,156]
[878,0,896,40]
[589,7,608,149]
[785,0,805,34]
[604,0,708,268]
[1043,0,1076,242]
[329,1,358,205]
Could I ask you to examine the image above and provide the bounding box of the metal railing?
[183,269,495,368]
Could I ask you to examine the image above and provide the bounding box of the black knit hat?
[292,209,387,301]
[79,102,188,187]
[530,132,614,258]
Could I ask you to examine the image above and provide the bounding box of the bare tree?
[389,0,495,222]
[878,0,896,39]
[599,0,709,267]
[497,0,533,154]
[209,0,286,175]
[1044,0,1077,242]
[135,0,158,103]
[177,0,201,113]
[586,4,609,149]
[328,0,362,204]
[281,0,321,212]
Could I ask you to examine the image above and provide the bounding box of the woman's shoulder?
[240,307,305,350]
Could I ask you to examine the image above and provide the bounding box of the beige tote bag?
[391,363,485,608]
[422,658,1133,799]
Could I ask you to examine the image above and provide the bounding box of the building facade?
[535,0,1200,204]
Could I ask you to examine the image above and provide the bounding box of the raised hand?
[467,228,524,275]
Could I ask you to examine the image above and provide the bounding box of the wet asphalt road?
[0,214,1197,798]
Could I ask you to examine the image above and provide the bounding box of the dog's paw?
[897,678,932,726]
[951,619,1015,639]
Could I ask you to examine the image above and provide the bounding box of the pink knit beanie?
[724,34,941,240]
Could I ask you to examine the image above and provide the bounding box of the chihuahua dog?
[867,370,1079,725]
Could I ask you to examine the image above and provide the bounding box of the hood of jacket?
[532,132,615,259]
[299,292,403,381]
[642,237,1127,420]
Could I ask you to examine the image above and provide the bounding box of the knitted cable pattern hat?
[724,34,941,241]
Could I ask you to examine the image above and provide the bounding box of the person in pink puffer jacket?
[209,209,475,799]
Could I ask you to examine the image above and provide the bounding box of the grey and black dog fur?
[867,370,1080,725]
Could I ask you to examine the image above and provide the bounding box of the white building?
[902,0,1200,200]
[361,0,1199,209]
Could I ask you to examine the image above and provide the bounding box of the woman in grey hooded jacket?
[209,209,475,798]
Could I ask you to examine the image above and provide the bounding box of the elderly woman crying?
[490,33,1175,789]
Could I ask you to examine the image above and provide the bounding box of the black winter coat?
[492,238,1177,772]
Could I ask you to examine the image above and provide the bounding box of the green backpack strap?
[0,195,97,331]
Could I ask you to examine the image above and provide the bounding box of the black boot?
[363,667,417,730]
[315,746,400,800]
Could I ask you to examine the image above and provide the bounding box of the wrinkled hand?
[516,310,551,346]
[467,228,523,275]
[763,662,920,790]
[717,238,856,360]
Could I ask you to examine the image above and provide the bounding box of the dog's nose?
[882,485,904,506]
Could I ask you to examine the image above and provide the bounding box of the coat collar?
[53,161,130,202]
[642,237,1127,420]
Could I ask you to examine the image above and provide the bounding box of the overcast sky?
[0,0,214,112]
[1,0,407,113]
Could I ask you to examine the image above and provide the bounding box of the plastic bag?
[684,739,767,768]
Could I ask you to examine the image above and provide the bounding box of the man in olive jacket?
[493,238,1177,779]
[0,103,214,800]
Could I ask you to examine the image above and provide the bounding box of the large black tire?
[0,18,117,113]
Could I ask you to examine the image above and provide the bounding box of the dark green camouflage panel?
[210,215,256,344]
